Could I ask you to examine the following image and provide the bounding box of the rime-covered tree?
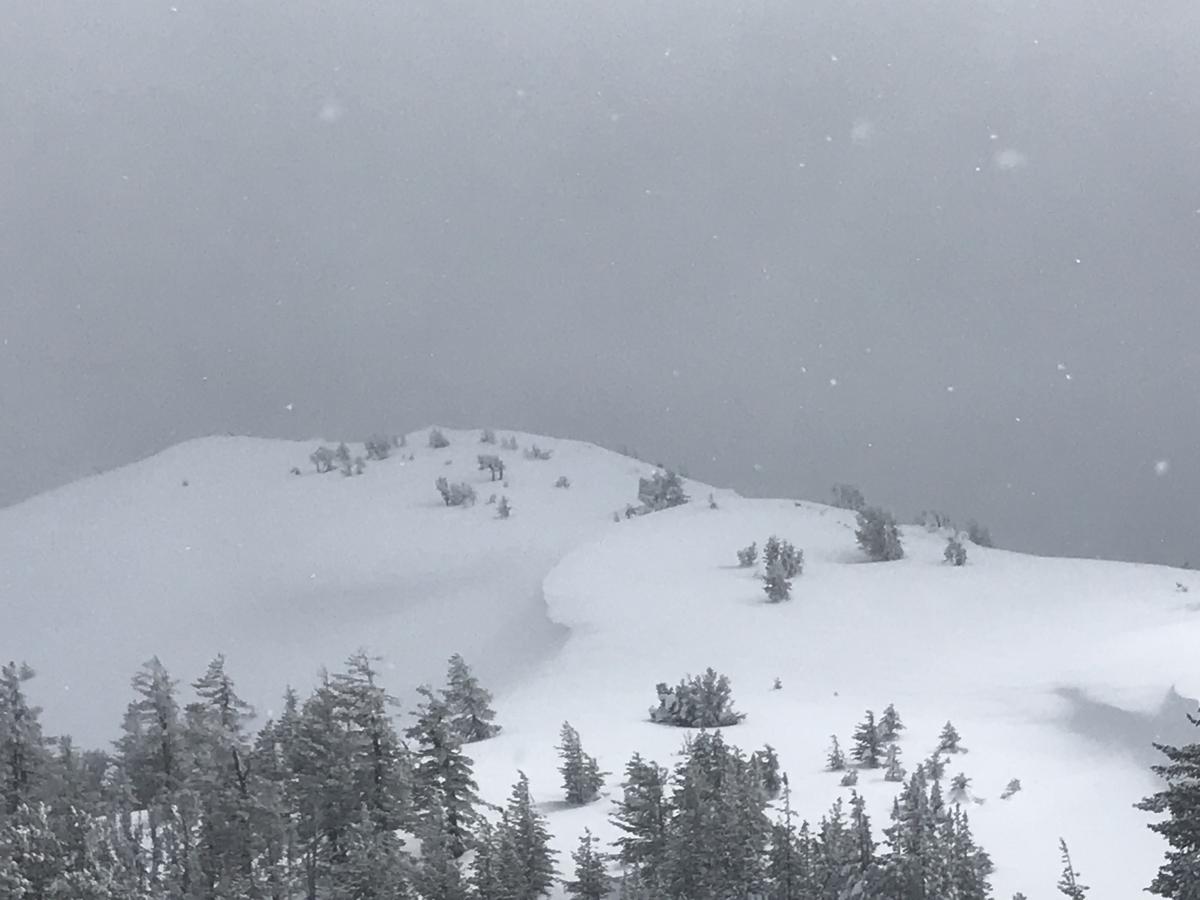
[852,710,882,768]
[879,703,905,742]
[479,429,496,444]
[497,496,512,519]
[779,541,803,579]
[442,655,500,744]
[477,454,505,481]
[736,543,758,568]
[966,520,994,548]
[938,721,963,754]
[364,436,393,461]
[1137,704,1200,898]
[429,428,450,449]
[311,446,336,473]
[557,723,605,805]
[405,686,479,858]
[945,536,968,566]
[564,829,611,900]
[826,735,846,771]
[949,772,972,804]
[855,506,904,561]
[470,819,505,900]
[1056,838,1089,899]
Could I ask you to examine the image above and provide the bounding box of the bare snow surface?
[4,427,1199,898]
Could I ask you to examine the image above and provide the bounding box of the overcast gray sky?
[2,0,1198,565]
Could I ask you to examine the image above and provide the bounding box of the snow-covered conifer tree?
[564,829,611,900]
[879,703,905,742]
[851,711,882,768]
[443,654,501,744]
[495,772,557,899]
[763,557,792,603]
[1056,838,1089,899]
[884,743,906,783]
[405,686,479,858]
[826,735,846,771]
[938,721,964,754]
[557,722,605,805]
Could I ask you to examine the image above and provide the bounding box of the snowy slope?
[1,428,682,746]
[468,498,1200,899]
[4,428,1197,897]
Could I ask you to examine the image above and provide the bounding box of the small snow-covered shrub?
[708,493,718,509]
[772,676,782,691]
[826,736,846,771]
[638,470,688,512]
[480,428,496,444]
[839,769,859,787]
[524,444,553,461]
[1000,778,1022,800]
[436,477,476,507]
[429,428,450,449]
[289,466,301,476]
[737,543,758,568]
[945,535,968,566]
[478,454,505,481]
[855,507,904,561]
[649,668,745,728]
[555,476,571,489]
[501,435,519,450]
[497,495,512,518]
[364,435,393,460]
[832,483,866,512]
[917,509,953,530]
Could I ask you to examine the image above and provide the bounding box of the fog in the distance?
[2,0,1198,565]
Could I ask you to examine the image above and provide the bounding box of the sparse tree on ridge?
[763,557,792,603]
[429,428,450,449]
[737,543,758,568]
[945,535,968,566]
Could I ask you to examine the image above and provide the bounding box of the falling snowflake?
[829,378,839,387]
[1154,460,1170,476]
[285,403,294,411]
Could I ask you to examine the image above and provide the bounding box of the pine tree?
[949,772,972,803]
[331,652,410,833]
[879,703,905,742]
[736,543,758,568]
[855,506,905,561]
[1137,704,1200,898]
[945,535,968,566]
[442,655,501,744]
[330,805,411,900]
[497,496,512,519]
[884,742,906,783]
[185,654,258,898]
[938,721,963,754]
[852,711,882,768]
[767,776,819,900]
[826,735,846,771]
[470,819,505,900]
[751,744,781,799]
[763,557,792,603]
[495,772,556,899]
[411,803,468,900]
[405,686,479,858]
[564,829,611,900]
[557,722,605,805]
[1057,838,1089,899]
[924,752,947,782]
[0,801,62,898]
[845,790,879,896]
[609,753,669,888]
[0,662,49,816]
